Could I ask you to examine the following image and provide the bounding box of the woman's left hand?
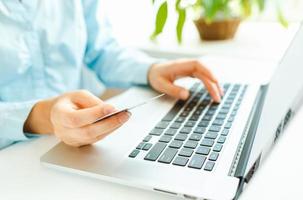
[148,59,223,102]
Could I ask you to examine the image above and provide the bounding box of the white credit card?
[92,93,165,124]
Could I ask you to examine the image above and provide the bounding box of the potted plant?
[150,0,287,43]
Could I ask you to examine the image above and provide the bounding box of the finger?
[81,111,131,139]
[200,78,222,103]
[157,77,190,100]
[60,103,117,128]
[70,90,103,108]
[170,59,218,83]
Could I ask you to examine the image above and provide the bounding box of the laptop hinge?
[229,85,268,179]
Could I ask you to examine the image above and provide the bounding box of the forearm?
[24,99,54,134]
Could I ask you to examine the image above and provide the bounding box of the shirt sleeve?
[82,0,158,88]
[0,101,38,150]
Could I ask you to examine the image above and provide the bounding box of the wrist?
[24,98,54,134]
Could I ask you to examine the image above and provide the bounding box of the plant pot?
[194,18,241,41]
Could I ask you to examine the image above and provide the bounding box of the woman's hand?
[24,90,130,147]
[148,59,223,102]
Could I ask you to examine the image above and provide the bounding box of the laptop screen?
[245,23,303,175]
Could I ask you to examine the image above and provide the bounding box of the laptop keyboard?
[128,83,247,172]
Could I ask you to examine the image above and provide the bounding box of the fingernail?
[216,95,222,103]
[119,112,131,123]
[180,90,189,100]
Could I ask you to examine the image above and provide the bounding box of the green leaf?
[277,7,288,28]
[150,1,168,41]
[176,0,186,44]
[241,0,252,17]
[256,0,265,11]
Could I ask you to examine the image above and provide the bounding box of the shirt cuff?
[0,101,39,141]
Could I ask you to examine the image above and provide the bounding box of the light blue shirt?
[0,0,156,149]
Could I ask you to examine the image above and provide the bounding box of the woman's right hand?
[24,90,131,147]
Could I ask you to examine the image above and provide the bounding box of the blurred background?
[102,0,303,61]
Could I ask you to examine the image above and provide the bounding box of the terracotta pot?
[194,18,241,41]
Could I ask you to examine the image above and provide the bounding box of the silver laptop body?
[41,23,303,200]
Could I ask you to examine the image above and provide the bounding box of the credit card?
[92,93,165,124]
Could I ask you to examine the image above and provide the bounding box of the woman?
[0,0,222,149]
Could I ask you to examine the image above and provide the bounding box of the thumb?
[60,103,117,128]
[160,79,190,100]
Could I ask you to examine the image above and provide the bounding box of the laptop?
[41,23,303,200]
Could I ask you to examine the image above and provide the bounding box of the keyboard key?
[201,139,214,147]
[180,127,192,134]
[204,95,211,101]
[158,148,178,164]
[159,135,173,143]
[136,142,145,149]
[173,156,189,166]
[169,140,183,149]
[149,128,164,136]
[222,105,231,110]
[216,114,227,120]
[217,136,226,144]
[188,155,206,169]
[209,152,219,161]
[219,109,229,114]
[143,143,153,151]
[143,135,152,142]
[185,121,196,127]
[225,122,232,129]
[180,111,190,117]
[144,142,167,161]
[204,161,215,171]
[225,99,234,104]
[175,133,187,141]
[178,148,194,157]
[209,103,219,109]
[194,127,206,134]
[162,100,185,121]
[206,110,215,116]
[156,121,170,129]
[221,129,229,136]
[213,144,223,152]
[165,128,177,136]
[202,115,212,121]
[231,110,237,116]
[198,121,209,127]
[129,149,140,158]
[196,105,206,111]
[205,132,218,139]
[200,99,210,106]
[189,133,202,141]
[184,141,198,149]
[189,115,200,121]
[170,122,182,129]
[209,125,221,132]
[213,119,224,126]
[184,106,193,112]
[228,116,235,122]
[193,110,202,115]
[175,117,186,123]
[196,146,210,155]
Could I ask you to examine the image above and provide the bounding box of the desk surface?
[0,54,300,200]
